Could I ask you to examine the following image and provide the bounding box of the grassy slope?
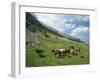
[26,30,89,67]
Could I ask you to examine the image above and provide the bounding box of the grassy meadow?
[26,31,89,67]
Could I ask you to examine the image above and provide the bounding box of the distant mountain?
[66,35,84,43]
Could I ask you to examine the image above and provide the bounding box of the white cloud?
[70,27,89,37]
[63,18,74,23]
[75,15,89,22]
[83,16,89,22]
[34,13,57,26]
[70,27,89,43]
[34,13,66,33]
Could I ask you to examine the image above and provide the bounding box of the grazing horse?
[52,48,60,57]
[59,49,65,56]
[76,48,80,52]
[63,49,70,56]
[75,48,80,55]
[35,48,45,57]
[70,46,74,55]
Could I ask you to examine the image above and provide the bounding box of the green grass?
[26,32,89,67]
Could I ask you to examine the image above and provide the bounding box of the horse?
[35,47,45,57]
[70,46,74,55]
[76,48,80,52]
[63,49,70,56]
[75,48,80,55]
[52,48,60,57]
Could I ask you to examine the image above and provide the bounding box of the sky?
[31,13,90,43]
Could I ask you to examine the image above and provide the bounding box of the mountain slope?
[26,12,84,44]
[26,12,64,37]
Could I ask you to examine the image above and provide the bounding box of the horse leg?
[59,52,62,57]
[55,52,58,57]
[63,52,66,56]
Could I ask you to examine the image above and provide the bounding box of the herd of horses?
[35,46,80,58]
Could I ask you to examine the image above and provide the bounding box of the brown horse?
[52,48,60,57]
[76,48,80,52]
[63,49,70,56]
[75,48,80,55]
[35,48,45,57]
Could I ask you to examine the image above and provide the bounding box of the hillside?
[26,12,89,67]
[26,12,84,45]
[26,12,64,37]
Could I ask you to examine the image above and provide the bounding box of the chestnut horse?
[75,48,80,55]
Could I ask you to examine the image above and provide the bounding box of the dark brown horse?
[35,48,45,57]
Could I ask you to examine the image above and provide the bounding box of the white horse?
[70,48,74,55]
